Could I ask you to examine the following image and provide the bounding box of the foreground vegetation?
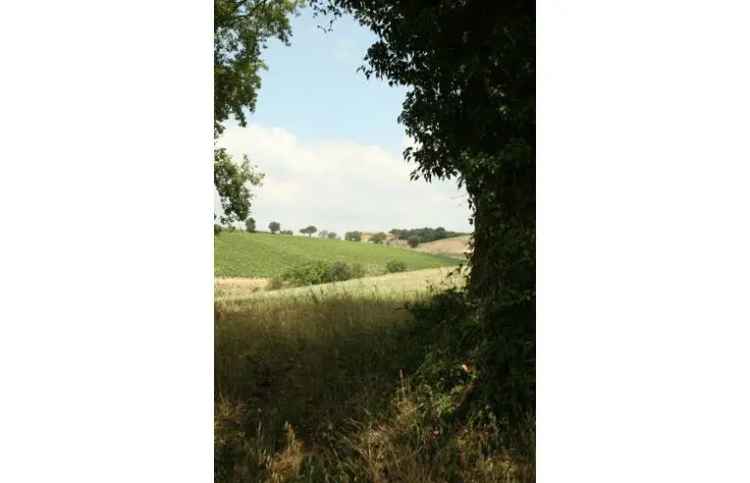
[215,2,535,481]
[215,267,463,303]
[214,231,460,278]
[215,282,534,482]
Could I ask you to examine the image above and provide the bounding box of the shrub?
[280,230,293,236]
[282,261,329,286]
[386,260,407,273]
[326,261,352,282]
[280,261,367,287]
[267,276,284,290]
[214,224,222,236]
[350,263,365,279]
[407,236,420,248]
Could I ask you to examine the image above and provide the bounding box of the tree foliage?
[311,0,536,420]
[369,232,387,244]
[268,221,281,233]
[390,226,461,244]
[214,0,301,225]
[300,225,317,237]
[214,0,301,135]
[214,148,265,225]
[245,217,256,232]
[312,0,534,313]
[344,231,362,242]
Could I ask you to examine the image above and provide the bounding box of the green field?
[214,231,462,278]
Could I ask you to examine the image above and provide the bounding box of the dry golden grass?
[415,235,472,258]
[214,285,533,483]
[215,267,465,305]
[214,277,269,301]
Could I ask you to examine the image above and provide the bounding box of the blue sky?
[217,8,472,236]
[252,10,408,151]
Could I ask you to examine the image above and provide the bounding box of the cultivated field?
[214,231,461,278]
[415,234,472,259]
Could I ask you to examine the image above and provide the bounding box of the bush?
[350,262,365,279]
[214,224,222,236]
[267,276,284,290]
[385,260,407,273]
[326,261,353,282]
[280,261,366,287]
[407,236,420,248]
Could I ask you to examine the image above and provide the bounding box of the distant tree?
[387,227,463,244]
[280,230,294,235]
[318,230,329,239]
[245,217,256,233]
[407,236,420,248]
[300,225,317,237]
[345,231,362,242]
[389,228,404,239]
[327,232,338,240]
[268,221,281,234]
[370,232,387,244]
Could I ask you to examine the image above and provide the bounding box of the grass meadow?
[214,269,533,482]
[214,231,462,278]
[215,267,464,303]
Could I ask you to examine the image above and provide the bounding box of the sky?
[216,8,473,236]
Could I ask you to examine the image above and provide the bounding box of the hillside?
[215,231,461,278]
[216,267,465,302]
[415,234,472,258]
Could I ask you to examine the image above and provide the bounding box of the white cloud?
[216,123,472,235]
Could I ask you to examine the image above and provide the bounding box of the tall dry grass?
[215,289,533,482]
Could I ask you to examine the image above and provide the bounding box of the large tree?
[214,0,301,222]
[312,0,536,418]
[312,0,534,306]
